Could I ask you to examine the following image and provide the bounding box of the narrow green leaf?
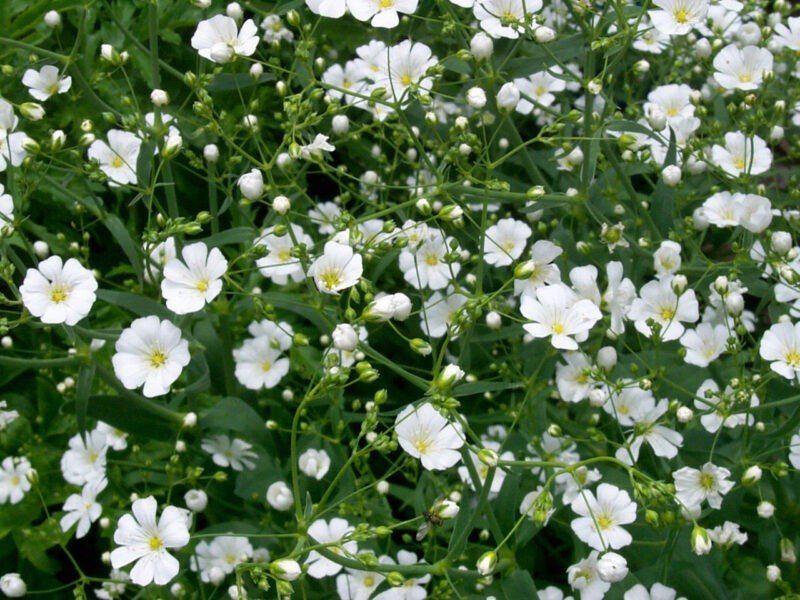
[103,214,143,281]
[76,363,95,432]
[97,289,170,318]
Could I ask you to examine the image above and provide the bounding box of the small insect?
[415,509,444,542]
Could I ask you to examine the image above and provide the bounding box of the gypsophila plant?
[1,0,800,598]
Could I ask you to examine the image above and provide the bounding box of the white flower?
[420,290,468,338]
[373,551,430,599]
[308,241,363,295]
[707,521,748,549]
[161,242,228,314]
[144,237,177,283]
[191,15,259,64]
[0,183,13,233]
[790,431,800,470]
[255,224,312,285]
[305,518,357,579]
[0,573,26,598]
[774,16,800,51]
[373,40,437,103]
[458,441,513,495]
[399,229,460,290]
[556,352,595,403]
[395,403,464,470]
[653,241,682,278]
[191,536,253,583]
[514,240,563,296]
[202,435,258,471]
[60,477,107,539]
[112,316,190,397]
[0,401,19,431]
[760,321,800,381]
[0,457,33,505]
[624,583,687,600]
[701,191,772,232]
[348,0,418,28]
[233,337,290,390]
[299,134,335,160]
[713,44,773,91]
[60,430,108,486]
[364,292,412,321]
[22,65,71,101]
[19,256,97,326]
[711,131,772,177]
[261,15,293,43]
[521,283,603,350]
[570,483,638,550]
[483,218,532,266]
[308,201,342,234]
[266,481,294,511]
[615,399,684,465]
[514,67,566,113]
[474,0,543,39]
[603,261,636,335]
[567,551,610,600]
[336,566,384,600]
[87,130,141,187]
[110,496,190,586]
[0,100,28,173]
[680,322,728,367]
[649,0,708,36]
[322,62,370,107]
[299,448,331,480]
[645,84,695,124]
[306,0,347,18]
[628,279,699,341]
[673,462,734,512]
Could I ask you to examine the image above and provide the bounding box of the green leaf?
[453,381,523,397]
[207,73,276,93]
[97,289,170,318]
[103,214,144,281]
[200,226,257,249]
[199,397,264,435]
[264,292,332,332]
[87,394,179,439]
[501,570,537,597]
[136,141,157,186]
[76,363,95,432]
[605,119,661,142]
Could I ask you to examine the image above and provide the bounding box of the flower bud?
[182,412,197,428]
[433,499,459,520]
[696,38,712,59]
[724,292,744,316]
[691,525,712,555]
[266,481,294,511]
[204,144,220,163]
[273,195,291,215]
[766,565,781,582]
[271,559,301,581]
[50,129,66,151]
[150,89,169,106]
[476,551,497,576]
[376,480,390,495]
[332,115,350,135]
[648,108,667,132]
[757,500,775,519]
[771,231,793,255]
[44,10,61,27]
[496,82,520,112]
[332,323,359,352]
[477,448,499,467]
[485,311,502,330]
[671,274,688,295]
[596,346,617,371]
[410,338,432,356]
[249,62,264,80]
[780,538,796,564]
[466,87,487,109]
[238,169,264,200]
[184,489,208,512]
[596,552,628,583]
[742,465,762,486]
[20,103,45,121]
[662,165,682,187]
[533,25,556,43]
[470,32,493,61]
[437,364,465,388]
[0,573,26,598]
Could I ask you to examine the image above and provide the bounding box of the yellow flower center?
[48,83,60,96]
[414,438,429,454]
[733,157,746,171]
[596,514,612,530]
[150,350,167,368]
[278,249,292,261]
[10,475,19,486]
[739,73,752,83]
[667,106,679,117]
[400,73,413,87]
[674,8,688,24]
[380,0,394,7]
[262,360,273,372]
[50,285,69,304]
[786,351,800,368]
[425,254,439,266]
[320,269,342,290]
[364,575,375,587]
[111,155,124,169]
[226,554,237,565]
[552,323,565,334]
[660,307,675,321]
[87,451,98,464]
[699,472,715,490]
[196,278,209,293]
[149,535,163,551]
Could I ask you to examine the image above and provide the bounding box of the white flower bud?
[437,364,465,387]
[276,152,292,169]
[99,517,110,528]
[648,108,667,132]
[44,10,62,27]
[51,129,66,151]
[771,231,793,255]
[470,32,494,61]
[433,499,459,520]
[724,292,744,316]
[182,412,197,428]
[376,480,390,495]
[1,337,11,349]
[271,559,301,581]
[332,323,359,352]
[455,116,469,130]
[20,103,45,121]
[757,500,775,519]
[781,538,796,563]
[671,274,688,295]
[466,86,487,109]
[331,115,350,135]
[33,240,49,258]
[677,406,694,423]
[150,89,169,106]
[766,565,781,582]
[496,82,521,111]
[248,62,264,80]
[184,489,208,512]
[203,144,220,163]
[692,525,712,555]
[238,169,264,200]
[596,346,617,371]
[742,465,762,485]
[227,584,246,600]
[477,448,499,467]
[273,195,291,215]
[0,573,26,598]
[100,44,115,62]
[587,79,602,95]
[242,114,258,130]
[695,38,712,59]
[226,2,243,20]
[390,293,412,321]
[477,551,497,576]
[588,387,609,407]
[533,25,556,43]
[485,311,502,330]
[175,440,187,453]
[266,481,294,511]
[458,143,472,156]
[596,552,628,583]
[662,165,682,187]
[770,125,784,142]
